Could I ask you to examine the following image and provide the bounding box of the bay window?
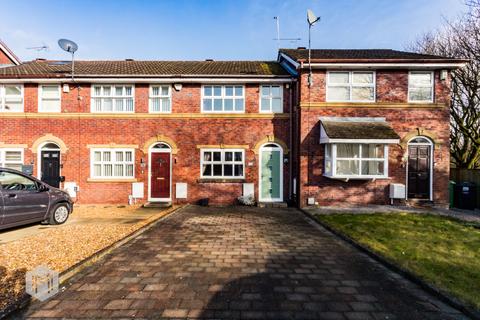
[408,71,434,102]
[202,85,244,112]
[324,143,388,179]
[39,85,61,112]
[201,149,244,179]
[260,85,283,113]
[91,85,134,113]
[90,149,134,179]
[149,85,171,113]
[0,149,23,171]
[0,84,23,112]
[327,71,375,102]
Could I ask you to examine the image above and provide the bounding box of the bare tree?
[409,0,480,169]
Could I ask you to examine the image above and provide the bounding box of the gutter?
[0,77,294,84]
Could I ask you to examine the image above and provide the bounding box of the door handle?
[156,177,165,180]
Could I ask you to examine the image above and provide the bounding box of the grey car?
[0,167,73,230]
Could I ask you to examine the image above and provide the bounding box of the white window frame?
[149,85,172,113]
[91,84,135,113]
[0,148,24,170]
[408,71,434,103]
[259,84,283,113]
[90,148,135,179]
[200,149,245,179]
[326,71,376,102]
[201,85,245,113]
[0,84,24,112]
[324,143,389,179]
[38,84,61,112]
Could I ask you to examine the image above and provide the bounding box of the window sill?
[323,174,390,181]
[197,178,245,183]
[87,178,137,183]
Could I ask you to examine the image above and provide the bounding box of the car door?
[0,170,50,225]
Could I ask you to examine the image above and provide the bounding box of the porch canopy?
[319,117,400,144]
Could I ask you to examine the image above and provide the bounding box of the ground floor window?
[324,143,388,179]
[90,148,134,179]
[201,149,244,178]
[0,149,23,171]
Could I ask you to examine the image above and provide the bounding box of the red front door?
[151,153,171,199]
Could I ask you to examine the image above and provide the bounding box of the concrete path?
[17,205,469,319]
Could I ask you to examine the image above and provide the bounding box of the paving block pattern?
[19,206,469,319]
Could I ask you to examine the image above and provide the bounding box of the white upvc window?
[201,149,245,179]
[91,85,134,113]
[408,71,434,102]
[324,143,388,179]
[149,85,171,113]
[90,148,134,179]
[0,148,24,171]
[0,84,23,112]
[202,85,245,113]
[39,85,61,112]
[327,71,375,102]
[260,85,283,113]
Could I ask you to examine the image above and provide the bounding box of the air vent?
[297,46,307,50]
[125,58,134,61]
[205,59,214,62]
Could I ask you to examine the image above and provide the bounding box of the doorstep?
[143,201,172,208]
[257,202,288,208]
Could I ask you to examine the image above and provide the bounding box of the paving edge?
[0,204,186,320]
[299,208,480,320]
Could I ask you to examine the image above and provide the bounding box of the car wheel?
[49,203,70,225]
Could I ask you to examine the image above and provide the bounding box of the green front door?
[261,149,281,200]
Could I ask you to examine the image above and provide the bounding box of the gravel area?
[0,204,174,313]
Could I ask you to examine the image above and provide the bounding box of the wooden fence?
[450,168,480,209]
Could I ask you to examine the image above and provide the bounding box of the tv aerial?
[307,9,320,87]
[26,43,49,59]
[58,39,78,81]
[273,16,301,49]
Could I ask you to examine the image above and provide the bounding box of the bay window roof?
[319,117,400,144]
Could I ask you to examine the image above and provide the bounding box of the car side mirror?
[39,184,49,192]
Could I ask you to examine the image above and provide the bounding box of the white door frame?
[148,142,172,202]
[37,141,61,181]
[258,143,283,202]
[405,136,434,201]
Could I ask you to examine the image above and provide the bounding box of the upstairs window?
[0,149,23,171]
[408,71,434,102]
[0,85,23,112]
[324,143,388,179]
[327,71,375,102]
[91,85,134,113]
[202,85,244,113]
[201,149,244,179]
[149,85,171,113]
[260,85,283,113]
[91,149,134,179]
[39,85,61,112]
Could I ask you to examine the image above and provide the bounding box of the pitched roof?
[279,48,465,63]
[321,120,400,141]
[0,60,290,78]
[0,39,21,65]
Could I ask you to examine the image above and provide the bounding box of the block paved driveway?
[19,205,468,319]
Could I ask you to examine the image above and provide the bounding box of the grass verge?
[315,212,480,310]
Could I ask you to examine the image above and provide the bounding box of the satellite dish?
[307,9,320,26]
[58,39,78,53]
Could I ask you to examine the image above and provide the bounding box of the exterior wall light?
[173,83,183,91]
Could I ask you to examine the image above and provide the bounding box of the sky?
[0,0,467,62]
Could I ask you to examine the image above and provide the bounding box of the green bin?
[449,180,456,208]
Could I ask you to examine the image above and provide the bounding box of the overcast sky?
[0,0,467,61]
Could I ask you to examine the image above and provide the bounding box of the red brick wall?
[0,49,15,65]
[1,83,292,205]
[297,69,451,207]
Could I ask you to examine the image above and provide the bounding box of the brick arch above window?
[253,135,289,155]
[400,129,442,150]
[142,135,179,154]
[31,134,68,154]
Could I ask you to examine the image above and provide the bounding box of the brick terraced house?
[0,43,466,207]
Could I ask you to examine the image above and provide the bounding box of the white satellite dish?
[307,9,320,26]
[58,39,78,81]
[58,39,78,53]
